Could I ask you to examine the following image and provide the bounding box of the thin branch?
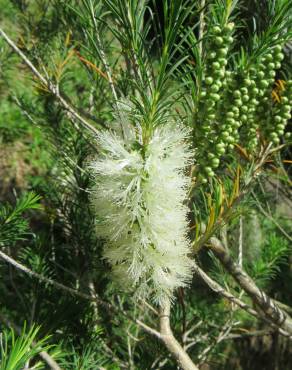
[0,250,159,339]
[192,261,291,338]
[208,237,292,335]
[159,299,199,370]
[0,27,101,136]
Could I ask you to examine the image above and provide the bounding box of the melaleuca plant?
[0,0,292,369]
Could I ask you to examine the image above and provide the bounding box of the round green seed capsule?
[276,124,285,130]
[268,62,275,70]
[260,80,269,89]
[212,62,221,70]
[274,45,282,53]
[275,52,284,61]
[269,70,276,78]
[240,87,248,95]
[216,69,225,78]
[226,117,235,125]
[285,132,291,139]
[205,77,213,85]
[252,87,259,95]
[232,107,240,115]
[251,98,258,105]
[226,111,234,118]
[265,54,273,62]
[258,71,265,79]
[221,131,229,138]
[210,93,220,101]
[211,84,220,92]
[208,152,215,159]
[209,51,217,59]
[215,36,224,45]
[244,79,252,86]
[218,48,228,57]
[241,114,248,122]
[224,22,234,32]
[234,90,241,98]
[242,95,249,102]
[234,99,243,107]
[281,97,288,104]
[206,100,216,108]
[207,114,216,120]
[277,129,284,136]
[225,35,233,43]
[212,26,221,34]
[275,62,281,69]
[211,158,220,168]
[282,105,290,113]
[272,137,280,144]
[241,105,248,113]
[218,58,227,66]
[283,112,291,119]
[274,116,282,123]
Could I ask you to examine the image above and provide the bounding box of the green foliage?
[0,325,50,370]
[0,193,41,247]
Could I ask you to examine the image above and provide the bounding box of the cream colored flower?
[90,122,193,304]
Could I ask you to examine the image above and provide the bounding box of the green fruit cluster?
[195,22,235,179]
[267,80,291,144]
[195,40,289,181]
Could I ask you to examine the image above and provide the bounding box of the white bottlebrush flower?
[90,122,194,305]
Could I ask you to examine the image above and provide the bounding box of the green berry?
[241,105,248,113]
[209,51,217,59]
[213,26,221,34]
[205,77,213,85]
[218,58,227,66]
[215,36,224,45]
[210,84,220,93]
[224,22,234,32]
[274,116,282,123]
[225,35,233,43]
[218,48,228,57]
[260,80,269,89]
[212,62,221,70]
[275,62,281,69]
[258,71,265,79]
[211,158,220,168]
[276,52,284,61]
[242,95,249,102]
[268,62,275,70]
[215,69,225,78]
[234,90,241,98]
[226,111,234,118]
[283,112,291,119]
[210,93,220,101]
[265,54,273,62]
[244,79,252,86]
[241,114,248,122]
[241,87,248,95]
[252,87,259,95]
[274,45,282,53]
[234,99,243,107]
